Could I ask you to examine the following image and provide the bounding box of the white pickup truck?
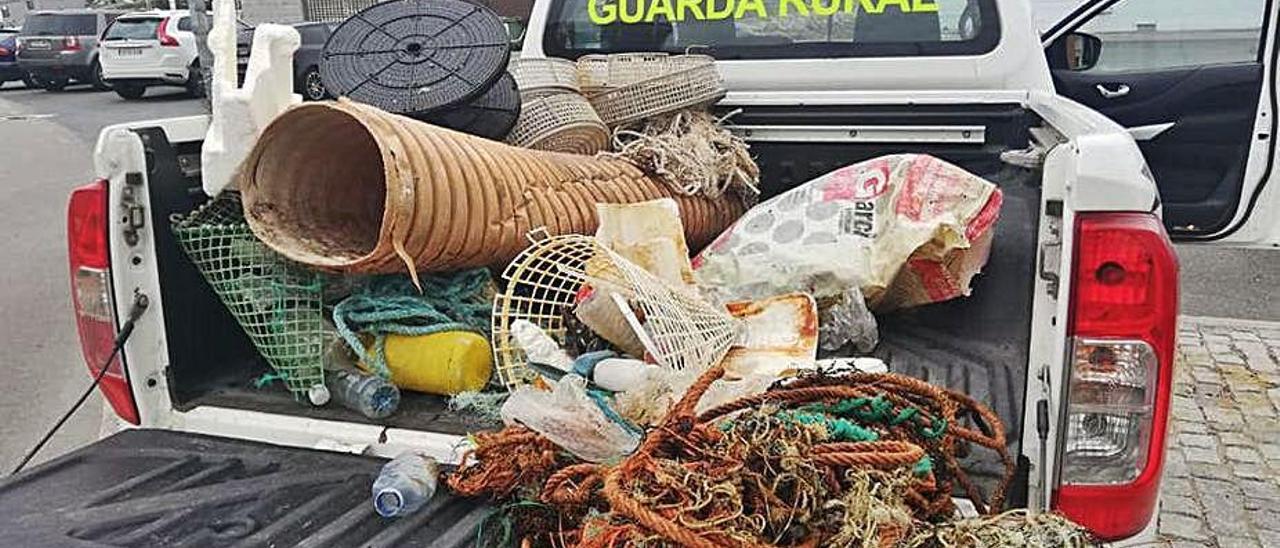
[5,0,1278,545]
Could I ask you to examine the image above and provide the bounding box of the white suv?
[98,10,202,100]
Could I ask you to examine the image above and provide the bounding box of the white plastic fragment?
[201,0,301,197]
[510,319,574,372]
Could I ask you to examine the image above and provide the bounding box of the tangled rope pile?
[445,362,1088,547]
[602,110,760,201]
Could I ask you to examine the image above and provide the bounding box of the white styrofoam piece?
[201,0,301,197]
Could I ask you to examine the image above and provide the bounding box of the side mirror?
[503,18,526,51]
[1048,31,1103,71]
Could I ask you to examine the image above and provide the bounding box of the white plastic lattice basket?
[491,234,740,390]
[506,91,609,154]
[577,53,726,127]
[509,57,581,94]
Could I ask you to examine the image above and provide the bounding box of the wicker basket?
[507,92,609,154]
[577,54,726,127]
[577,52,677,93]
[509,57,581,94]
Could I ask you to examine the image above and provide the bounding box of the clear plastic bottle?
[371,453,440,518]
[327,368,401,419]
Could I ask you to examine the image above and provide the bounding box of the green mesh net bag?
[171,193,326,403]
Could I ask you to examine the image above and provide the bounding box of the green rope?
[774,410,880,442]
[251,372,285,389]
[804,397,949,440]
[913,456,934,476]
[333,272,492,379]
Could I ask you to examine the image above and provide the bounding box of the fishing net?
[171,193,326,401]
[449,363,1040,547]
[491,233,741,390]
[603,109,760,201]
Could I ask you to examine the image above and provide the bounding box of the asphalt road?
[0,80,1276,473]
[0,81,203,473]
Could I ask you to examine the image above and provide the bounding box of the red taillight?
[68,179,139,425]
[1054,212,1178,540]
[62,36,81,51]
[157,18,179,47]
[0,46,10,56]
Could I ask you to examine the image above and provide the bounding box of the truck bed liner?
[0,429,489,547]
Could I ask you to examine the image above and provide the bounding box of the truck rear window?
[544,0,1000,59]
[103,18,162,41]
[19,14,97,36]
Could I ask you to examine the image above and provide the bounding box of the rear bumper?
[102,65,189,85]
[18,52,94,78]
[101,51,191,84]
[0,62,22,80]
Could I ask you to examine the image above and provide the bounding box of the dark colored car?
[0,27,34,87]
[16,10,123,91]
[235,21,336,101]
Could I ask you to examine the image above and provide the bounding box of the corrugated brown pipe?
[238,100,744,276]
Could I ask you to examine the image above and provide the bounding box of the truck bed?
[141,103,1040,507]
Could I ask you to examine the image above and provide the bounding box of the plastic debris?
[381,332,492,396]
[372,452,440,518]
[694,154,1003,313]
[491,234,740,389]
[594,199,695,287]
[722,292,819,379]
[500,375,640,463]
[817,286,880,352]
[201,0,299,197]
[327,368,400,420]
[510,320,575,373]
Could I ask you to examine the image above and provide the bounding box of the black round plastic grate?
[320,0,511,116]
[417,72,520,140]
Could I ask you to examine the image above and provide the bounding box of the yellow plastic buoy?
[375,331,493,395]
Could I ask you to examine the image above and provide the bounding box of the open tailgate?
[0,429,489,547]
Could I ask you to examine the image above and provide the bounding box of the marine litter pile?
[171,0,1096,543]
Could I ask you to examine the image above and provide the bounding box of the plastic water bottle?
[372,453,440,518]
[327,368,401,419]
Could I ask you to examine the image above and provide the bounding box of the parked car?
[0,27,35,88]
[8,0,1276,545]
[236,21,335,101]
[99,10,206,100]
[16,9,122,91]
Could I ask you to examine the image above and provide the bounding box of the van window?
[102,18,162,41]
[178,17,193,32]
[18,13,97,36]
[544,0,999,59]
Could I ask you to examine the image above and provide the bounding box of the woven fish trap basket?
[491,233,739,389]
[577,52,680,92]
[507,91,609,154]
[577,53,726,127]
[509,57,581,94]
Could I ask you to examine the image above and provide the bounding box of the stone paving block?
[1167,540,1211,548]
[1231,463,1271,481]
[1189,462,1232,480]
[1216,536,1262,548]
[1161,512,1211,541]
[1180,432,1218,449]
[1216,352,1248,365]
[1164,493,1201,516]
[1258,443,1280,460]
[1259,531,1280,548]
[1177,418,1210,434]
[1218,432,1252,446]
[1185,447,1224,465]
[1239,479,1280,509]
[1199,487,1253,538]
[1224,446,1263,464]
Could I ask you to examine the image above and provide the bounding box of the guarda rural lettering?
[588,0,938,25]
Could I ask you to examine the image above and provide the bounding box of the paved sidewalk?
[1159,317,1280,547]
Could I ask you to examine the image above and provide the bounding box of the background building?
[239,0,531,25]
[0,0,84,27]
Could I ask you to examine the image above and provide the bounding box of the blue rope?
[333,272,493,379]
